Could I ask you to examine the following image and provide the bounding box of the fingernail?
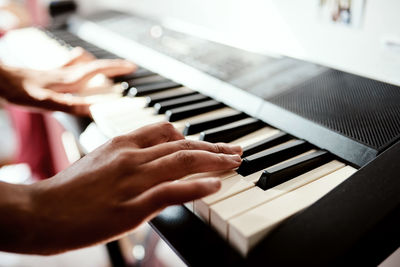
[229,144,243,155]
[203,178,221,190]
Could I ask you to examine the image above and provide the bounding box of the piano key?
[172,107,238,132]
[237,140,311,176]
[128,80,181,96]
[113,68,155,82]
[146,87,197,107]
[154,94,210,114]
[123,74,168,87]
[166,100,225,122]
[183,110,248,136]
[209,160,345,238]
[230,127,280,148]
[199,118,265,143]
[228,165,357,256]
[241,132,291,158]
[194,174,255,222]
[193,150,316,222]
[256,150,331,190]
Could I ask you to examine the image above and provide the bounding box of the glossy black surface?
[183,110,247,136]
[242,132,291,157]
[154,94,209,114]
[146,88,197,107]
[113,68,155,82]
[237,139,310,176]
[257,150,331,190]
[246,140,400,266]
[199,118,264,143]
[128,80,181,96]
[166,100,224,122]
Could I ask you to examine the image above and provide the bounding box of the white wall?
[76,0,400,86]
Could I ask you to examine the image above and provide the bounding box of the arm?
[0,122,242,255]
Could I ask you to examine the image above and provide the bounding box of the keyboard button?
[183,110,248,136]
[237,140,311,176]
[128,80,181,96]
[146,87,197,107]
[257,150,331,190]
[228,166,356,256]
[154,94,210,114]
[199,118,265,143]
[242,132,291,158]
[124,75,168,87]
[166,100,225,122]
[113,68,155,82]
[210,160,345,238]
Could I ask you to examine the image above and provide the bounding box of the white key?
[230,127,280,148]
[228,165,357,256]
[172,107,236,132]
[116,114,165,134]
[90,97,148,137]
[193,149,315,223]
[209,160,345,238]
[194,173,254,222]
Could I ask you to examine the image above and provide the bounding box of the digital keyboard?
[6,10,400,266]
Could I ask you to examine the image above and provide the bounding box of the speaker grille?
[269,70,400,151]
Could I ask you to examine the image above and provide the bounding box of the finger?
[114,122,184,148]
[10,87,91,116]
[137,150,242,188]
[48,59,136,92]
[43,92,91,116]
[63,47,96,67]
[137,139,242,164]
[128,178,221,219]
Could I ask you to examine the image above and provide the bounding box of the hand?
[0,47,135,116]
[11,122,242,255]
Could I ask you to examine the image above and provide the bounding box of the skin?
[0,47,136,116]
[0,122,242,255]
[0,46,243,255]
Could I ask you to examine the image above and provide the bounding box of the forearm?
[0,181,37,254]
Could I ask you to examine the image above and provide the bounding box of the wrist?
[0,182,37,253]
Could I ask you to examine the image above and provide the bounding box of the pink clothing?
[7,106,56,180]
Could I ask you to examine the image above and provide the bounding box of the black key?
[183,110,248,136]
[127,80,181,96]
[93,52,120,59]
[256,150,331,190]
[242,132,291,157]
[237,140,311,176]
[199,118,265,143]
[146,87,197,107]
[124,75,168,87]
[154,94,210,114]
[113,68,155,82]
[166,100,224,122]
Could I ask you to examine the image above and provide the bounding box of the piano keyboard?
[28,27,362,257]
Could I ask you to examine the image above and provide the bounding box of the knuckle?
[216,153,228,164]
[175,151,196,169]
[158,122,178,139]
[213,143,225,153]
[179,139,194,150]
[110,135,127,148]
[116,150,135,168]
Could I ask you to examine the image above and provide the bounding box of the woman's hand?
[0,47,135,116]
[0,122,242,255]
